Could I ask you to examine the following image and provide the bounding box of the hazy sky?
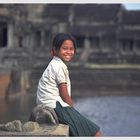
[123,3,140,10]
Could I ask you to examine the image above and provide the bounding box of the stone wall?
[1,63,140,99]
[70,66,140,97]
[0,47,140,99]
[28,65,140,97]
[0,47,51,99]
[0,71,11,98]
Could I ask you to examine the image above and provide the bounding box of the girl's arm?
[58,83,73,107]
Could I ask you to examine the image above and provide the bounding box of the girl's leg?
[54,101,101,136]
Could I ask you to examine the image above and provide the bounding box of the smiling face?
[55,40,75,62]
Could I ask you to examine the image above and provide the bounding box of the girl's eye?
[62,46,74,51]
[62,47,67,50]
[70,47,74,51]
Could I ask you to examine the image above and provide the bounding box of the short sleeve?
[55,66,68,85]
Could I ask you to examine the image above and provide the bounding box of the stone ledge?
[0,120,69,137]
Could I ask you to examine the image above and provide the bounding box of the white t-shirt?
[36,56,71,108]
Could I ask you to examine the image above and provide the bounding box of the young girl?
[36,33,102,136]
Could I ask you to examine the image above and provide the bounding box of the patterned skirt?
[54,101,100,136]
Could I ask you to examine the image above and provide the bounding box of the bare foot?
[95,131,102,137]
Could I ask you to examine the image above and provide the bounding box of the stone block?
[0,120,69,136]
[22,121,41,132]
[29,104,59,125]
[0,120,22,132]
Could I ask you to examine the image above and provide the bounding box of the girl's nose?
[66,49,71,53]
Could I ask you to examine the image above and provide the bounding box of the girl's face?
[56,40,75,62]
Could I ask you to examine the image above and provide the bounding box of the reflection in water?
[0,94,36,124]
[0,95,140,136]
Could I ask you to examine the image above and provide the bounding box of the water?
[0,95,140,136]
[0,94,36,124]
[74,96,140,136]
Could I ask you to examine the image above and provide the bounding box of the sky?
[123,3,140,10]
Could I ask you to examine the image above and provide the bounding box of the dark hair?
[52,33,76,52]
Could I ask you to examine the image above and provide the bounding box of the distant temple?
[0,4,140,66]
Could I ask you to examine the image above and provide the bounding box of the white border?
[0,1,140,140]
[0,137,140,140]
